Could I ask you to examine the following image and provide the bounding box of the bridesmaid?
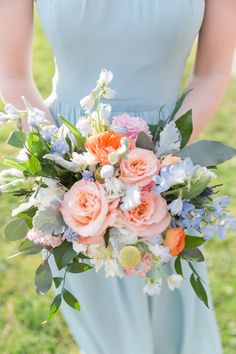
[0,1,236,354]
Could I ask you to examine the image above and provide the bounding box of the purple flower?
[64,227,80,242]
[82,170,95,182]
[40,125,59,143]
[28,108,46,127]
[177,202,204,229]
[51,138,69,156]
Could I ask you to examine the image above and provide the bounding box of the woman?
[0,1,236,353]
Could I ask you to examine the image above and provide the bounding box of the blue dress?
[36,1,222,353]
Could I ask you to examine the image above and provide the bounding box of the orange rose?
[60,180,118,243]
[163,227,186,256]
[119,148,161,187]
[85,131,126,165]
[121,190,171,237]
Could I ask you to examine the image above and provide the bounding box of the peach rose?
[119,148,161,187]
[161,155,182,167]
[60,180,118,242]
[84,131,127,165]
[163,227,186,256]
[121,190,171,237]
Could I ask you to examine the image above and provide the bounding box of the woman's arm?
[0,0,54,127]
[178,0,236,142]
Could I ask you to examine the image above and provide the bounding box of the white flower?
[100,165,115,179]
[168,196,183,216]
[167,274,183,291]
[109,227,139,258]
[71,152,98,170]
[76,118,92,137]
[108,137,130,164]
[80,94,95,112]
[44,154,81,172]
[104,259,123,278]
[98,103,112,122]
[103,87,116,99]
[148,244,172,264]
[97,68,113,86]
[143,278,162,296]
[103,176,125,200]
[72,242,87,254]
[120,185,141,211]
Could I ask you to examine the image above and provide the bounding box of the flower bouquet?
[1,69,236,320]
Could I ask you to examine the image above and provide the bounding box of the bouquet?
[1,69,236,321]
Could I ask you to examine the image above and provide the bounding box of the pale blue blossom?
[40,125,59,142]
[51,138,69,156]
[28,108,46,127]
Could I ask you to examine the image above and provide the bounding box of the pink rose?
[112,113,152,141]
[119,148,161,187]
[121,191,171,237]
[60,180,118,242]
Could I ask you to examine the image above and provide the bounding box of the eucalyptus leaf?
[7,130,26,148]
[185,236,206,249]
[136,132,155,151]
[181,248,205,262]
[4,218,28,241]
[33,199,65,235]
[53,241,77,270]
[62,288,81,311]
[35,261,52,295]
[175,109,193,148]
[178,140,236,167]
[67,262,92,273]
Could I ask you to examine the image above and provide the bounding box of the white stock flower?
[97,68,113,86]
[104,259,123,278]
[80,94,95,112]
[148,244,172,264]
[103,176,125,200]
[143,278,162,296]
[167,274,183,291]
[120,185,141,211]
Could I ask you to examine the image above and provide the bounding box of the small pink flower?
[112,113,152,141]
[27,229,63,248]
[123,254,153,276]
[119,148,161,187]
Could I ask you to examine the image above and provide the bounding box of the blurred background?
[0,10,236,354]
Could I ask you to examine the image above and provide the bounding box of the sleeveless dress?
[36,1,222,353]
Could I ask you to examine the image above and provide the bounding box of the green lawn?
[0,11,236,354]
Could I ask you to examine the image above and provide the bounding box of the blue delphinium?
[51,138,69,156]
[178,201,205,229]
[28,108,46,128]
[40,125,59,143]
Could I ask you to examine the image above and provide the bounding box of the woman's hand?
[177,0,236,142]
[0,0,54,129]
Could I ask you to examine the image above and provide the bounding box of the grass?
[0,10,236,354]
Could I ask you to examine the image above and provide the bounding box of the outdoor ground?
[0,11,235,354]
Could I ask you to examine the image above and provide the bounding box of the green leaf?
[181,248,205,262]
[67,262,92,273]
[46,294,62,321]
[26,133,48,158]
[174,255,183,276]
[62,288,80,311]
[163,176,211,200]
[34,261,52,295]
[185,236,206,249]
[175,109,193,148]
[53,241,77,270]
[4,218,28,241]
[178,140,236,167]
[190,274,209,308]
[135,132,154,151]
[29,155,42,174]
[53,277,64,289]
[3,157,28,172]
[7,130,26,148]
[58,114,85,151]
[171,89,192,120]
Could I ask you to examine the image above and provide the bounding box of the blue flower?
[40,125,59,143]
[178,201,204,229]
[28,108,46,127]
[51,138,69,156]
[82,170,95,182]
